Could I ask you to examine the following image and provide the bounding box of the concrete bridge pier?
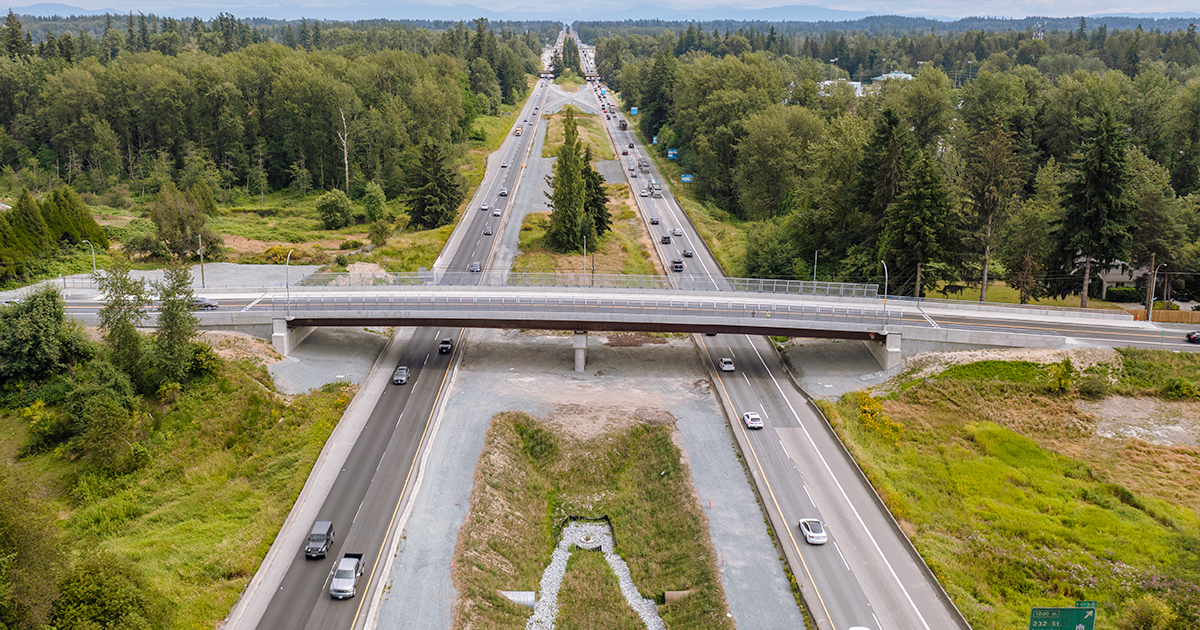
[865,332,902,372]
[272,318,314,356]
[573,331,588,372]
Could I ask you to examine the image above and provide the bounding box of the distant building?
[872,70,914,82]
[0,202,10,211]
[817,79,868,97]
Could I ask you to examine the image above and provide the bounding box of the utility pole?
[1149,262,1166,322]
[1144,253,1155,320]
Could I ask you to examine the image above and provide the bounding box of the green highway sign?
[1029,607,1096,630]
[1075,601,1097,608]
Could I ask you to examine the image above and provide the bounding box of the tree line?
[595,25,1200,304]
[0,13,542,218]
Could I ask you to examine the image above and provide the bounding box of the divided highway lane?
[258,327,459,630]
[253,48,560,630]
[592,79,964,629]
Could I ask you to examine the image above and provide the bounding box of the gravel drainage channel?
[523,520,665,630]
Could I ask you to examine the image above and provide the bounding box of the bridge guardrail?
[270,292,892,328]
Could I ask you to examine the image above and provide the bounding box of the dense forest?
[593,20,1200,303]
[0,12,553,280]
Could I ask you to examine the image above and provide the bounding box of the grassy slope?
[2,359,355,628]
[451,412,731,630]
[820,353,1200,629]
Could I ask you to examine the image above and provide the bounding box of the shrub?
[855,393,904,444]
[1047,358,1075,394]
[339,240,364,251]
[1116,593,1175,630]
[1106,286,1143,303]
[315,189,353,230]
[1077,374,1110,399]
[1160,377,1199,400]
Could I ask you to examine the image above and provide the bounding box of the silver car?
[799,518,827,545]
[392,366,409,385]
[742,412,763,429]
[718,357,734,372]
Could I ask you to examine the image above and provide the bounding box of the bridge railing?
[271,292,891,328]
[293,271,878,298]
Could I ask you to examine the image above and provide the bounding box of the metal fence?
[270,292,890,328]
[291,270,879,298]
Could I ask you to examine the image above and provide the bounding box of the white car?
[501,161,508,168]
[481,202,489,211]
[499,187,508,196]
[673,228,683,236]
[742,412,763,429]
[718,357,734,372]
[799,518,827,545]
[492,208,501,217]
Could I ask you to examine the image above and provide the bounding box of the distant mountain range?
[7,2,1199,22]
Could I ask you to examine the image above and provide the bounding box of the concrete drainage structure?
[521,520,664,630]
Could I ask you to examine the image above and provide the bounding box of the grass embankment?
[513,184,661,276]
[821,351,1200,630]
[541,105,616,161]
[451,412,731,630]
[3,356,355,627]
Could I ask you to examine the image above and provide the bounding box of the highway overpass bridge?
[57,270,1122,370]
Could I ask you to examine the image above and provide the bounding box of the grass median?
[450,411,732,629]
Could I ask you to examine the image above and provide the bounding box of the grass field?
[1,355,355,628]
[821,351,1200,630]
[512,183,661,276]
[450,412,732,629]
[541,105,616,161]
[923,281,1126,310]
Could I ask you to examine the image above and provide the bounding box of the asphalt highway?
[582,29,963,630]
[245,40,562,630]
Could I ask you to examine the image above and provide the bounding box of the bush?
[339,240,363,251]
[1106,286,1143,303]
[52,554,173,630]
[1160,377,1199,400]
[315,189,353,230]
[1077,374,1110,400]
[1116,593,1176,630]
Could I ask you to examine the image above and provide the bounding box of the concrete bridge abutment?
[272,318,315,356]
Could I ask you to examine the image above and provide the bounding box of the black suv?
[305,521,335,559]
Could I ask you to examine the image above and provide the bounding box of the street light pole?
[881,260,889,327]
[1148,263,1167,322]
[81,239,96,275]
[286,249,294,319]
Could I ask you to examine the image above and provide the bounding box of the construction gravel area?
[374,329,804,630]
[267,327,390,394]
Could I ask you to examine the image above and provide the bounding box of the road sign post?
[1029,606,1096,630]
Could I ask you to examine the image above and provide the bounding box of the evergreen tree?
[408,140,465,230]
[640,50,677,138]
[879,151,956,297]
[1054,107,1134,307]
[3,10,32,57]
[581,146,611,237]
[297,19,310,50]
[544,109,593,252]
